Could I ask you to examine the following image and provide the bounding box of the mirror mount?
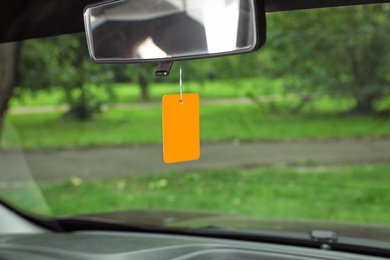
[155,62,174,77]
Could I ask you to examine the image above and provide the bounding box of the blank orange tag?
[162,93,200,164]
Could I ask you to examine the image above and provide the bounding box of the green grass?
[3,103,390,149]
[3,164,390,225]
[10,77,285,107]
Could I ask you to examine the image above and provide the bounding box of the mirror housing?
[84,0,266,64]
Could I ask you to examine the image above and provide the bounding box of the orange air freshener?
[162,93,200,164]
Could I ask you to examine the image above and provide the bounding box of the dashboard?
[0,231,387,260]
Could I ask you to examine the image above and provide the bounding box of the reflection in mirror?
[84,0,258,62]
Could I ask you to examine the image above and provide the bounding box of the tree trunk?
[353,96,375,114]
[0,42,21,137]
[138,75,149,102]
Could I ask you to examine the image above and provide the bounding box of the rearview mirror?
[84,0,266,63]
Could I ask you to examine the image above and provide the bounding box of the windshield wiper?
[55,216,165,233]
[54,217,390,258]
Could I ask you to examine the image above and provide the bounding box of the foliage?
[13,4,390,115]
[267,4,390,113]
[17,33,114,120]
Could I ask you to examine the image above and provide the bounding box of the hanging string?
[179,64,183,104]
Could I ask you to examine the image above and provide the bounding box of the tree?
[267,4,390,114]
[17,33,114,120]
[126,64,156,102]
[0,42,21,135]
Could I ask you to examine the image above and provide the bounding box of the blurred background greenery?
[5,4,390,122]
[0,5,390,223]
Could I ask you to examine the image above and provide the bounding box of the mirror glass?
[84,0,259,63]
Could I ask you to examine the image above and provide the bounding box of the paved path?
[8,95,300,114]
[1,138,389,183]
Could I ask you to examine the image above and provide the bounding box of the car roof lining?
[1,0,390,43]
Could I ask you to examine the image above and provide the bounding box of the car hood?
[78,209,390,242]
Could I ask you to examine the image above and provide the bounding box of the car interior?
[1,0,390,259]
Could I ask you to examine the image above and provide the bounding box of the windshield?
[1,3,390,242]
